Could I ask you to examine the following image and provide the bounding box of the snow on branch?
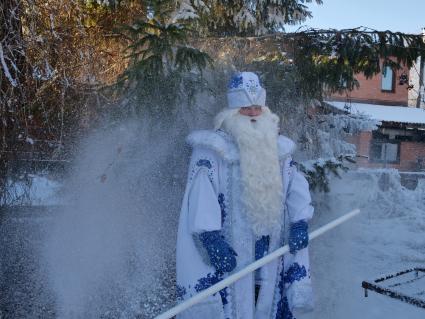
[318,113,380,135]
[0,43,18,87]
[299,156,352,193]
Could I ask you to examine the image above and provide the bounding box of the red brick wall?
[399,141,425,171]
[346,131,372,167]
[346,132,425,171]
[331,63,410,106]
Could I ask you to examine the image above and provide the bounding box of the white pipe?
[155,208,361,319]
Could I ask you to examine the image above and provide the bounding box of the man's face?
[238,106,262,117]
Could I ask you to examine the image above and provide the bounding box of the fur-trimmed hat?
[227,72,266,109]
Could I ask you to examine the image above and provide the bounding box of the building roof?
[325,101,425,125]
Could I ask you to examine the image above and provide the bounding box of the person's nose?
[247,107,256,116]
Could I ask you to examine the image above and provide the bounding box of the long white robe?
[176,129,314,319]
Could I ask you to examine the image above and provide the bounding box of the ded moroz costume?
[176,72,314,319]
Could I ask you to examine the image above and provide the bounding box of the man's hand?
[288,220,309,254]
[199,231,237,273]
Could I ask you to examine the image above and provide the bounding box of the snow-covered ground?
[1,168,424,318]
[298,170,425,319]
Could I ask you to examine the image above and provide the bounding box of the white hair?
[216,107,284,236]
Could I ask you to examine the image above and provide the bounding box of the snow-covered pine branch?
[0,43,18,87]
[172,0,199,22]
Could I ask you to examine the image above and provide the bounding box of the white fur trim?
[213,108,239,131]
[187,130,239,163]
[278,135,296,157]
[227,87,266,109]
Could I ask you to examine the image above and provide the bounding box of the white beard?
[217,107,284,237]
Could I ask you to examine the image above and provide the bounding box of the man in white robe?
[176,72,314,319]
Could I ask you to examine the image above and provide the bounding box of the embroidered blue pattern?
[276,262,295,319]
[228,75,243,89]
[255,235,270,260]
[195,271,221,292]
[219,287,229,305]
[218,193,226,225]
[197,159,212,169]
[195,271,229,306]
[284,262,307,285]
[199,231,237,273]
[276,296,294,319]
[176,285,186,300]
[244,79,260,95]
[288,220,309,254]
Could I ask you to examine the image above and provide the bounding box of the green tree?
[290,27,425,100]
[173,0,323,36]
[115,1,213,118]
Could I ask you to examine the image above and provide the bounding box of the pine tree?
[115,1,213,117]
[172,0,323,36]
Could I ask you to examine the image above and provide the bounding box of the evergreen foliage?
[237,28,425,193]
[289,28,425,99]
[2,0,425,202]
[115,2,212,117]
[173,0,323,36]
[299,156,352,192]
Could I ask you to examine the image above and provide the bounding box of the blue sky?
[286,0,425,34]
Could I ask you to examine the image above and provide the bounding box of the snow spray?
[42,76,224,318]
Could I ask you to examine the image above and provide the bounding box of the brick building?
[325,59,425,173]
[326,101,425,171]
[331,62,411,106]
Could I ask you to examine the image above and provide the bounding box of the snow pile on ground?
[300,169,425,319]
[2,164,424,318]
[28,175,62,206]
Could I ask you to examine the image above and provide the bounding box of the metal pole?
[416,56,424,108]
[417,28,425,108]
[155,208,361,319]
[383,143,387,169]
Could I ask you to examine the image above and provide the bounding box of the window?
[370,141,400,163]
[381,65,395,92]
[339,76,347,89]
[395,135,413,142]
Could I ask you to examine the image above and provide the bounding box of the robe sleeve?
[286,160,314,223]
[186,148,222,234]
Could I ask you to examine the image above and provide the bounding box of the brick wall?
[346,131,372,167]
[399,141,425,170]
[331,63,410,106]
[346,131,425,172]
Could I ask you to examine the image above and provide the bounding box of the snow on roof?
[325,101,425,125]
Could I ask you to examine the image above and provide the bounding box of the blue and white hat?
[227,72,266,109]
